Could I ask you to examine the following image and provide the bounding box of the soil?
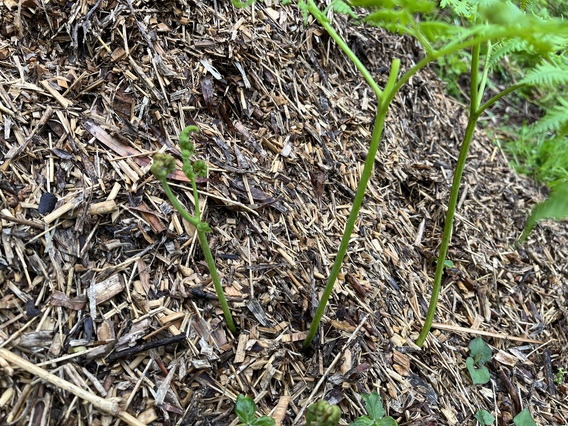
[0,1,566,425]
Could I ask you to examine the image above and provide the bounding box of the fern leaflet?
[529,97,568,137]
[520,62,568,87]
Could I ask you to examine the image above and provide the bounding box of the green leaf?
[469,337,492,365]
[418,21,458,41]
[376,417,398,426]
[439,0,475,19]
[251,417,276,426]
[235,395,257,424]
[520,181,568,243]
[362,392,386,420]
[513,408,537,426]
[349,417,374,426]
[520,62,568,87]
[474,409,495,425]
[332,0,358,19]
[528,97,568,138]
[478,1,526,26]
[466,357,491,385]
[231,0,256,7]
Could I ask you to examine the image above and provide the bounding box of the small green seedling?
[474,409,495,425]
[350,392,397,426]
[466,337,492,385]
[235,395,275,426]
[306,400,341,426]
[554,367,566,384]
[152,126,237,334]
[434,257,455,268]
[513,408,537,426]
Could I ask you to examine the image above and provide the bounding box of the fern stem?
[303,100,391,349]
[416,43,486,346]
[304,0,384,102]
[159,178,237,335]
[477,41,492,106]
[196,227,237,335]
[302,0,401,348]
[416,110,479,347]
[160,179,200,229]
[477,83,526,116]
[470,44,481,111]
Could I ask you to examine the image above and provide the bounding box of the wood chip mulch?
[0,1,566,425]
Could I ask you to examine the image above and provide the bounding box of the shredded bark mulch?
[0,1,566,425]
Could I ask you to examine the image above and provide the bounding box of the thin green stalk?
[477,41,492,105]
[416,113,479,347]
[470,44,481,112]
[477,83,525,116]
[160,179,200,228]
[301,0,556,348]
[305,0,383,101]
[416,45,484,346]
[303,59,400,349]
[303,106,390,348]
[196,228,237,334]
[191,178,202,220]
[158,177,237,335]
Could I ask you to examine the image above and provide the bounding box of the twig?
[105,333,187,364]
[0,214,45,230]
[0,348,145,426]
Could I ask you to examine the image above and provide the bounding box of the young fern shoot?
[299,0,568,348]
[152,126,237,335]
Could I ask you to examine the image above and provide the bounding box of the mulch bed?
[0,1,566,425]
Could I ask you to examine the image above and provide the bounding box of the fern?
[332,0,359,19]
[529,97,568,137]
[488,38,533,69]
[519,180,568,243]
[520,62,568,87]
[440,0,476,19]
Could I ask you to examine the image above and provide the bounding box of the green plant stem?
[159,178,237,335]
[305,0,383,101]
[415,112,479,347]
[191,178,202,220]
[417,43,484,347]
[196,227,237,334]
[478,41,492,105]
[301,0,548,348]
[470,44,481,111]
[302,60,400,349]
[160,179,200,228]
[303,108,389,349]
[477,83,525,116]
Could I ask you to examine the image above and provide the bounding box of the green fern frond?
[520,62,568,87]
[350,0,435,13]
[364,9,411,32]
[488,38,532,68]
[530,98,568,137]
[440,0,476,19]
[332,0,358,19]
[418,20,461,41]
